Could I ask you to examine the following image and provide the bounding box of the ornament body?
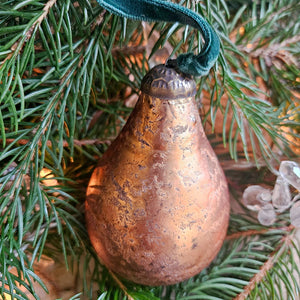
[85,65,230,286]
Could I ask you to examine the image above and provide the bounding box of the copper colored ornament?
[85,64,230,286]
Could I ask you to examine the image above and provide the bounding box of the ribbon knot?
[95,0,220,77]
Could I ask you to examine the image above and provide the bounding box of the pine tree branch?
[1,0,299,299]
[234,255,275,300]
[0,0,57,68]
[230,2,295,42]
[233,227,296,300]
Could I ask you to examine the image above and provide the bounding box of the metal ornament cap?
[141,63,196,100]
[85,64,230,286]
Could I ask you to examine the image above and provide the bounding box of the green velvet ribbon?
[95,0,220,77]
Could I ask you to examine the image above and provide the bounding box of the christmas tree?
[0,0,299,299]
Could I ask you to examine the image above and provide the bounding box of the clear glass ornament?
[290,201,300,228]
[279,160,300,190]
[257,204,277,226]
[242,185,272,211]
[272,175,291,212]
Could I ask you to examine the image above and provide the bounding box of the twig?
[239,35,300,67]
[226,229,268,240]
[28,0,58,35]
[90,9,107,32]
[112,45,146,56]
[108,270,134,300]
[72,139,112,146]
[248,35,300,57]
[221,156,300,171]
[2,138,112,147]
[226,224,294,240]
[220,159,266,170]
[0,0,57,68]
[232,225,295,300]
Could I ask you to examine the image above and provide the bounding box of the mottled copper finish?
[85,64,230,286]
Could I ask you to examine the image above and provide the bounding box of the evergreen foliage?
[0,0,299,299]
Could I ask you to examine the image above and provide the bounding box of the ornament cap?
[141,64,196,100]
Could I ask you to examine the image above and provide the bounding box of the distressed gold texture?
[85,65,230,286]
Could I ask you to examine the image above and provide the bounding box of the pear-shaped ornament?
[85,64,230,286]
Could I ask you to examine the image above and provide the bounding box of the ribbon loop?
[96,0,220,77]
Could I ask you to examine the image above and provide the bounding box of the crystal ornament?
[243,160,300,227]
[279,160,300,190]
[272,175,291,212]
[242,185,272,211]
[290,201,300,228]
[257,204,277,226]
